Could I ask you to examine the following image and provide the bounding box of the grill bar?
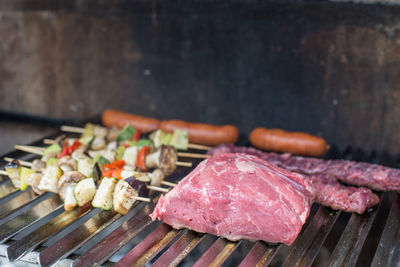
[283,207,340,266]
[152,229,205,267]
[238,241,281,266]
[38,210,120,267]
[0,193,61,243]
[371,194,400,266]
[73,201,153,267]
[0,180,17,199]
[6,204,92,262]
[115,223,180,266]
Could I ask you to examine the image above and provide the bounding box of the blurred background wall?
[1,1,400,154]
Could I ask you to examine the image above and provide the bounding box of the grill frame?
[0,131,398,266]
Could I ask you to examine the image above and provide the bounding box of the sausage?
[160,120,239,146]
[249,127,329,157]
[102,109,160,133]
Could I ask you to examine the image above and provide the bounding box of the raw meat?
[209,144,398,192]
[308,173,379,214]
[150,153,313,245]
[209,144,380,214]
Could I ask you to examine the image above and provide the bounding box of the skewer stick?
[147,185,170,193]
[133,196,151,202]
[0,170,7,176]
[187,143,210,150]
[61,125,85,134]
[177,152,209,159]
[43,139,56,145]
[176,161,192,167]
[161,181,177,187]
[14,145,44,155]
[4,157,34,168]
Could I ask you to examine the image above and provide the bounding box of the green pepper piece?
[138,139,153,149]
[46,158,59,167]
[117,125,136,142]
[97,156,111,166]
[115,146,126,160]
[20,167,34,191]
[43,144,61,157]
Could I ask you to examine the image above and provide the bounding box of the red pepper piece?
[102,169,123,180]
[133,131,141,141]
[59,146,70,159]
[104,160,125,170]
[137,146,151,171]
[69,140,81,153]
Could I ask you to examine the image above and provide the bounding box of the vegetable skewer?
[44,138,209,159]
[61,125,211,150]
[14,145,193,168]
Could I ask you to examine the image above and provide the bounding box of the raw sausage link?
[102,110,160,133]
[249,127,329,157]
[160,120,239,146]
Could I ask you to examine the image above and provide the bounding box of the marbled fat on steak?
[150,153,314,245]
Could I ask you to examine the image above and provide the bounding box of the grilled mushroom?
[150,169,165,187]
[31,159,46,172]
[25,173,45,194]
[58,156,77,172]
[93,125,108,137]
[91,136,106,150]
[58,171,86,211]
[145,145,177,176]
[107,126,120,142]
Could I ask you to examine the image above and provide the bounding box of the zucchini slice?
[113,179,138,215]
[74,178,97,206]
[92,177,116,210]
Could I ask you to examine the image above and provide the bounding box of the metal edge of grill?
[0,133,398,266]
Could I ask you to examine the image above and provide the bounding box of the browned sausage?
[249,127,329,157]
[102,109,160,133]
[160,120,239,146]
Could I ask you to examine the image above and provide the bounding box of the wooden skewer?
[133,196,151,202]
[14,145,44,155]
[0,170,7,176]
[4,157,34,167]
[43,139,56,145]
[177,152,209,159]
[61,125,211,150]
[187,143,210,150]
[161,181,177,187]
[61,125,85,134]
[147,185,170,193]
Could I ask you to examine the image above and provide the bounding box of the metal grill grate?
[0,133,399,266]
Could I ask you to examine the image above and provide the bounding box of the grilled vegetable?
[92,177,116,210]
[96,156,110,166]
[58,156,77,172]
[138,139,152,149]
[78,157,94,177]
[38,165,63,193]
[145,145,177,176]
[43,143,61,158]
[123,146,138,167]
[150,168,165,186]
[91,136,106,150]
[149,130,171,148]
[58,171,86,210]
[74,178,96,206]
[19,167,35,191]
[115,146,126,161]
[113,179,137,215]
[5,160,21,188]
[117,125,136,142]
[31,159,46,172]
[120,170,151,182]
[79,123,95,145]
[113,176,149,215]
[25,173,44,194]
[46,158,58,167]
[170,129,189,150]
[137,146,151,171]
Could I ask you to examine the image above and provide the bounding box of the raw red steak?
[150,153,314,245]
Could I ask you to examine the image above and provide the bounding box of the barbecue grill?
[0,129,397,266]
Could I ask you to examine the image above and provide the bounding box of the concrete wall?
[1,1,400,154]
